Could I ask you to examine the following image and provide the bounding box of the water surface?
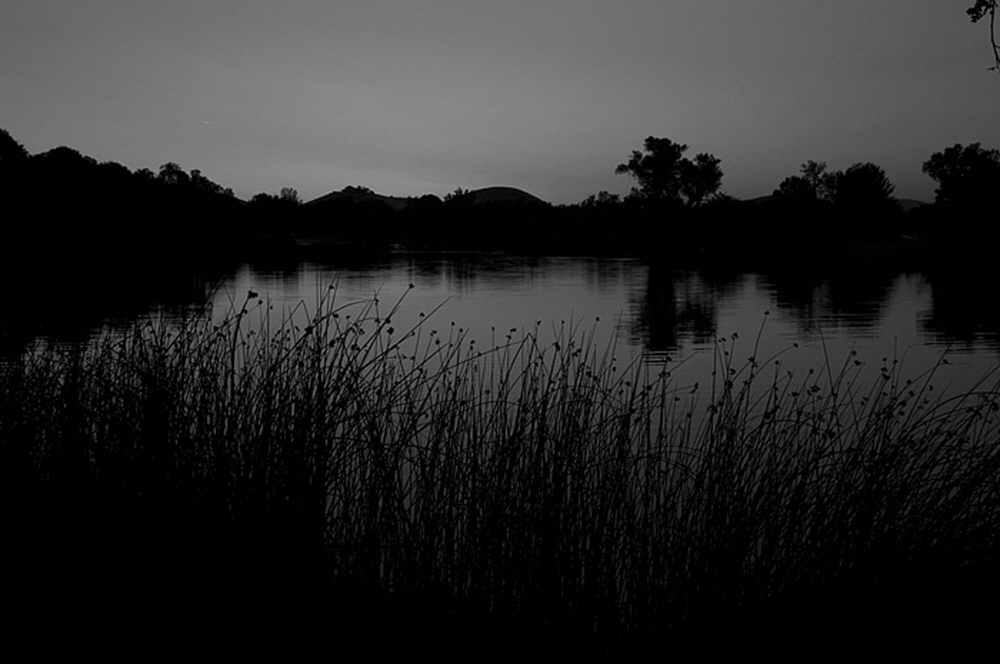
[214,253,1000,404]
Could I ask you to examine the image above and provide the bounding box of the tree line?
[1,129,242,271]
[2,128,998,269]
[246,135,995,266]
[602,135,998,267]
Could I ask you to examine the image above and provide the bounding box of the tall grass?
[3,286,1000,652]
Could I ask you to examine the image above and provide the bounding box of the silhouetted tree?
[246,191,303,244]
[0,129,28,164]
[0,129,29,199]
[773,160,837,203]
[766,160,839,251]
[832,162,899,212]
[405,193,444,215]
[345,185,374,195]
[802,161,836,200]
[615,137,723,206]
[580,190,621,207]
[922,142,1000,211]
[773,174,814,202]
[444,187,472,204]
[250,192,276,205]
[968,0,999,71]
[190,168,227,196]
[280,187,300,204]
[158,162,190,187]
[680,153,724,206]
[249,190,303,214]
[34,145,96,171]
[134,167,156,182]
[828,163,902,242]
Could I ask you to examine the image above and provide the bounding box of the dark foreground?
[4,294,999,657]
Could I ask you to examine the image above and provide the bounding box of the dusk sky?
[3,1,998,204]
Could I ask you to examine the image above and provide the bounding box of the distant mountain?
[306,186,410,210]
[306,185,548,209]
[465,186,546,205]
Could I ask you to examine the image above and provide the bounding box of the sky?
[2,1,998,204]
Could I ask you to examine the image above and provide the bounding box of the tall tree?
[829,162,901,240]
[922,143,1000,210]
[773,160,837,203]
[680,153,724,207]
[158,162,190,187]
[615,137,722,207]
[280,187,301,204]
[832,162,898,213]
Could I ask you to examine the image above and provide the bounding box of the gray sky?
[3,1,998,203]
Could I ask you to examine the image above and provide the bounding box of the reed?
[3,286,999,652]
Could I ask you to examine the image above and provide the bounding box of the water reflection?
[630,265,721,354]
[761,265,900,334]
[921,267,1000,349]
[5,252,999,398]
[0,264,227,355]
[213,254,994,395]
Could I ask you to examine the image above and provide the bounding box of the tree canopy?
[773,160,837,203]
[922,142,1000,210]
[832,162,899,215]
[615,137,723,207]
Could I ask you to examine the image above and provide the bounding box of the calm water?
[5,250,997,404]
[212,252,1000,402]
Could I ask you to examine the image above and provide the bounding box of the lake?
[208,251,1000,410]
[5,249,998,410]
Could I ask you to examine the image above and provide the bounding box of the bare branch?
[992,4,1000,71]
[968,0,1000,72]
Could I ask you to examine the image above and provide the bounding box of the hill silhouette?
[465,186,546,205]
[307,185,410,210]
[306,185,547,209]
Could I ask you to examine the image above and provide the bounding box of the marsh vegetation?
[4,287,999,653]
